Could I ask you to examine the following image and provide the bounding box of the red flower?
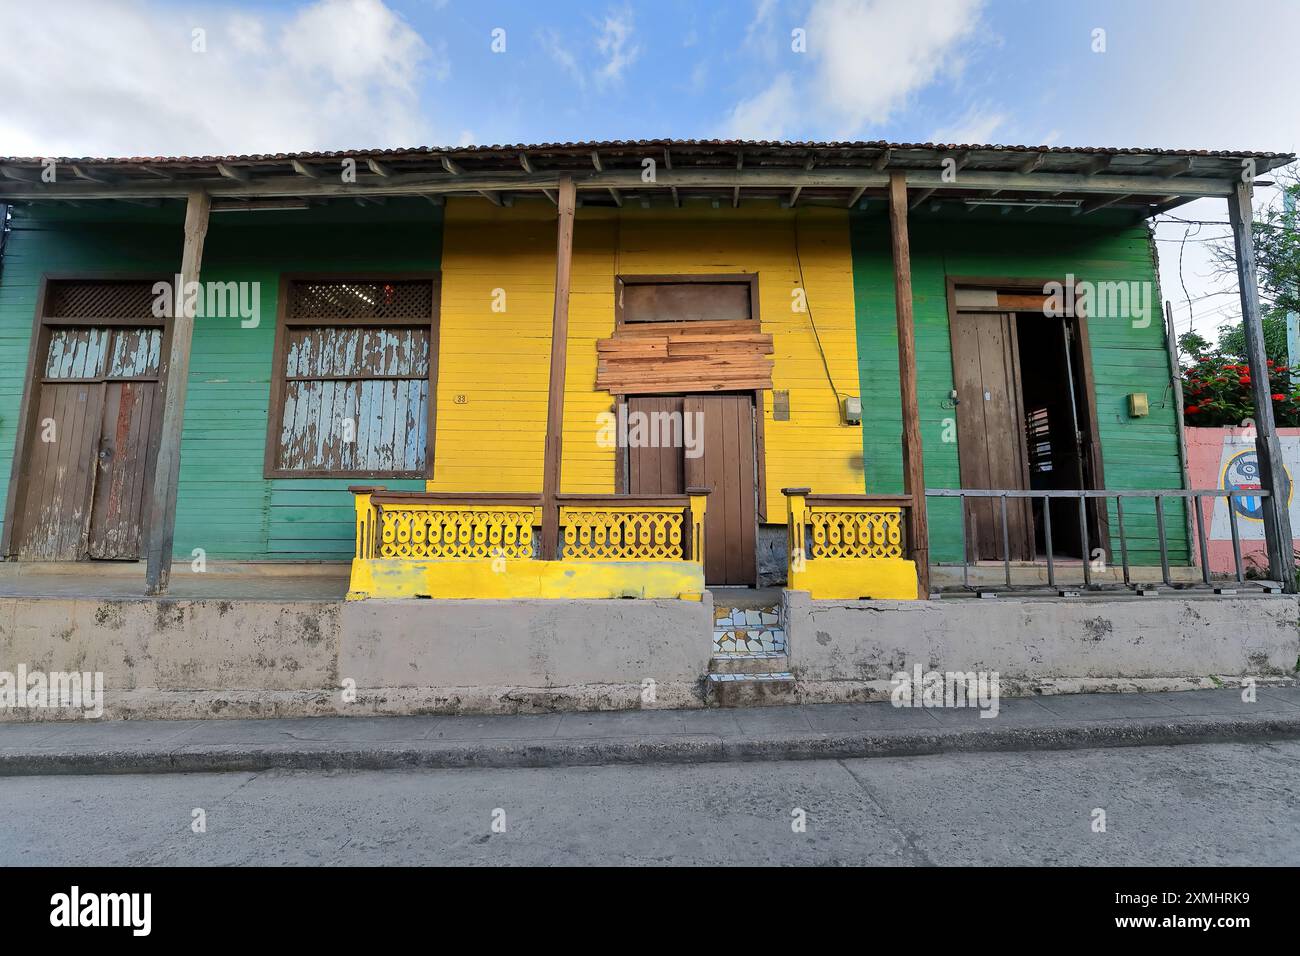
[1186,405,1200,414]
[1268,360,1275,366]
[1273,393,1285,401]
[1239,376,1251,385]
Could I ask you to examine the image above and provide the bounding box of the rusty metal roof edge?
[1,138,1294,166]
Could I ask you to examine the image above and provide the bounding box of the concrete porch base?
[783,589,1300,686]
[0,584,714,720]
[2,567,1297,721]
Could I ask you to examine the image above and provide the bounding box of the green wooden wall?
[0,200,441,561]
[850,207,1190,566]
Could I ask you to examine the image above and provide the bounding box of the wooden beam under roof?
[0,164,1249,202]
[911,151,970,209]
[733,150,743,208]
[70,164,109,184]
[1076,193,1130,215]
[367,158,393,177]
[664,148,679,207]
[873,148,892,171]
[441,155,464,175]
[290,159,319,179]
[1082,155,1113,176]
[216,163,249,181]
[1141,194,1193,219]
[1017,152,1045,174]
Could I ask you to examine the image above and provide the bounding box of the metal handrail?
[923,488,1272,592]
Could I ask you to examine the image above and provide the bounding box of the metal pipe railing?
[925,488,1278,594]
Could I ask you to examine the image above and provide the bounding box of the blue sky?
[2,0,1297,339]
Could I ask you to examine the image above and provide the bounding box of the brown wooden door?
[626,396,685,495]
[87,379,161,558]
[684,394,757,586]
[16,326,162,561]
[951,313,1033,561]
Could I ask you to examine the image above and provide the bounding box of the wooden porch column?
[1229,180,1296,591]
[888,172,930,596]
[540,174,577,560]
[144,190,210,594]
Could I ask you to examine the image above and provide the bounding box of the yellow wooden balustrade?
[783,488,920,600]
[347,487,708,600]
[558,491,708,563]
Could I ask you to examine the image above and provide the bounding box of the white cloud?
[723,73,798,140]
[595,8,640,84]
[930,106,1006,145]
[725,0,985,138]
[539,6,640,92]
[540,27,587,90]
[0,0,439,157]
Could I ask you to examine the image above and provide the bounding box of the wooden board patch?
[596,320,774,395]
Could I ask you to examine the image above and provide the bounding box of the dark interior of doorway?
[1015,313,1089,560]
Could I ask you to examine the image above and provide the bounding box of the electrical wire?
[792,215,848,413]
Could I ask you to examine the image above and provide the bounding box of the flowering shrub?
[1181,357,1300,427]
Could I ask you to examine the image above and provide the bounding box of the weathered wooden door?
[951,313,1034,561]
[626,396,685,495]
[16,327,162,560]
[684,394,757,586]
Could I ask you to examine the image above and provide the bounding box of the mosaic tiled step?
[714,606,781,627]
[710,651,788,675]
[705,671,797,708]
[713,605,786,655]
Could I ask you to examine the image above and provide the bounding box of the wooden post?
[888,172,930,597]
[144,190,210,594]
[1229,180,1296,591]
[540,174,577,560]
[686,487,710,564]
[782,487,810,588]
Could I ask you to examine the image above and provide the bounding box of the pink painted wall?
[1184,426,1300,574]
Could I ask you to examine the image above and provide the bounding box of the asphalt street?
[3,739,1298,865]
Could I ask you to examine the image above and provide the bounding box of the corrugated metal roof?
[1,138,1293,165]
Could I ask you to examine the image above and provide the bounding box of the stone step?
[705,671,797,707]
[709,651,789,674]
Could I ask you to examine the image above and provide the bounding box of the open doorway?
[949,281,1106,564]
[1015,313,1103,561]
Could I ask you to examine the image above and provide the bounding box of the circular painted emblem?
[1221,449,1292,522]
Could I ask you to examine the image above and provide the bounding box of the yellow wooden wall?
[432,199,864,519]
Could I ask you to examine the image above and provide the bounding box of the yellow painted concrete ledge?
[788,558,920,600]
[347,558,705,601]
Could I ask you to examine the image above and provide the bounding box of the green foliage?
[1184,173,1300,425]
[1181,354,1300,427]
[1213,311,1289,365]
[1177,330,1210,360]
[1250,176,1300,319]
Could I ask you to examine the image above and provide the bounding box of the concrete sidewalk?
[3,686,1299,776]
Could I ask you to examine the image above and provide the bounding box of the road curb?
[4,712,1300,775]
